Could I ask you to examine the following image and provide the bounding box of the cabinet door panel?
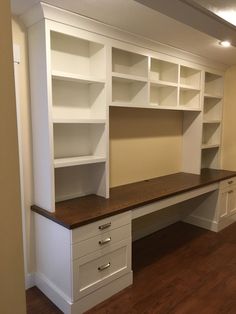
[228,188,236,215]
[219,189,228,218]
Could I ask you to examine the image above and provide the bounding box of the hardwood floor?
[27,221,236,313]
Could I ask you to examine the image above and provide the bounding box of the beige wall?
[110,107,183,187]
[12,16,35,276]
[222,65,236,171]
[0,1,26,313]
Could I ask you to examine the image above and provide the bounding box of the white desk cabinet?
[34,211,132,314]
[183,177,236,232]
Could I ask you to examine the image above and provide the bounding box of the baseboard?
[71,272,133,314]
[25,273,35,290]
[35,271,133,314]
[35,272,72,313]
[182,215,218,232]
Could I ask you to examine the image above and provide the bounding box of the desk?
[32,169,236,314]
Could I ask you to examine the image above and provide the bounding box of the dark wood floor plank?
[27,221,236,314]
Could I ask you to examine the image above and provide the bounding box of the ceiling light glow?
[219,40,231,47]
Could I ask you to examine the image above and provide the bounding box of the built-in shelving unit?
[201,72,223,169]
[28,13,225,212]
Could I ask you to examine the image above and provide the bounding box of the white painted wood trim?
[35,271,132,314]
[20,3,227,72]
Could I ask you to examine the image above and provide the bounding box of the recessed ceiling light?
[219,40,231,47]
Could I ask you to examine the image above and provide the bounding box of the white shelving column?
[28,21,109,212]
[201,72,223,169]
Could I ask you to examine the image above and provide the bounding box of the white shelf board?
[52,70,106,84]
[150,80,177,87]
[180,84,200,91]
[53,118,106,124]
[110,101,148,109]
[177,106,201,112]
[203,120,221,124]
[201,144,220,150]
[112,72,148,83]
[204,93,223,99]
[54,156,106,168]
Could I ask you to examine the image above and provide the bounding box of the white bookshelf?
[27,14,225,212]
[179,88,201,109]
[51,31,105,78]
[150,84,178,107]
[201,72,223,169]
[180,66,201,89]
[112,76,148,107]
[150,58,178,83]
[112,47,148,78]
[205,72,223,97]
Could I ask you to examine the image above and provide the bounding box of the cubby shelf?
[54,156,106,168]
[52,70,105,84]
[150,80,177,88]
[180,85,200,91]
[204,93,223,99]
[53,118,106,124]
[112,72,148,83]
[201,144,220,150]
[203,120,221,124]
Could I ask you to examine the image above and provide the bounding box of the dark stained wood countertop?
[31,169,236,229]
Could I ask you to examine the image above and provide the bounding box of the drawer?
[71,211,131,244]
[219,177,236,190]
[72,224,131,259]
[72,238,131,300]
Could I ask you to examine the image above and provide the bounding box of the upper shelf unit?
[111,49,202,111]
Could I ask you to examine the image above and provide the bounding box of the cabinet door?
[219,189,228,218]
[228,188,236,215]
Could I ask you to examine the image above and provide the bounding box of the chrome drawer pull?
[99,237,111,245]
[98,262,111,271]
[228,180,234,184]
[98,222,111,230]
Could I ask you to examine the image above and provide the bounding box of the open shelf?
[54,155,106,168]
[53,123,106,160]
[150,58,178,84]
[52,70,105,84]
[112,47,148,78]
[202,123,221,147]
[203,97,222,121]
[150,84,178,107]
[112,72,147,82]
[112,76,148,108]
[203,120,221,124]
[180,66,201,89]
[201,147,219,169]
[205,72,223,97]
[201,144,220,150]
[52,79,106,120]
[51,31,105,78]
[53,118,106,124]
[55,163,106,201]
[179,88,201,109]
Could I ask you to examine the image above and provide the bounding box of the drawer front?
[72,224,131,259]
[73,239,131,300]
[219,177,236,190]
[71,211,131,244]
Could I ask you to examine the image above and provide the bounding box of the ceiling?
[194,0,236,27]
[10,0,236,67]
